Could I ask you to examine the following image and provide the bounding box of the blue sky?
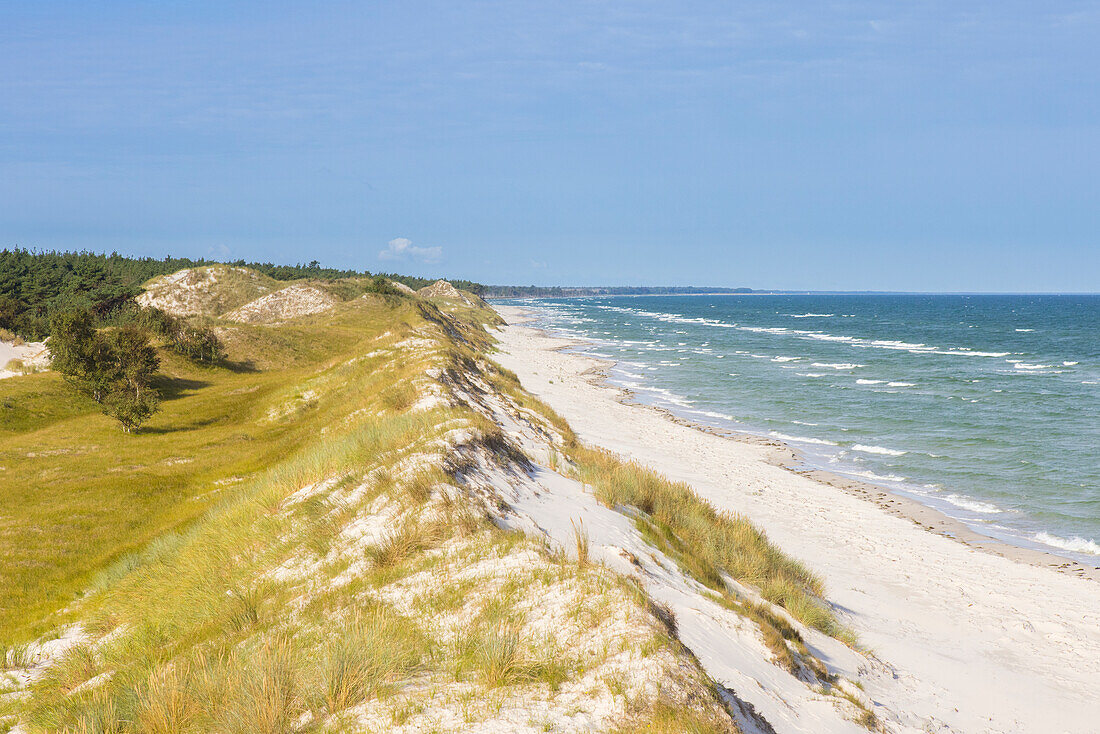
[2,1,1098,291]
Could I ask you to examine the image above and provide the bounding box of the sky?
[2,1,1098,291]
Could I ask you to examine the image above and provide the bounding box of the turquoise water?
[504,295,1100,565]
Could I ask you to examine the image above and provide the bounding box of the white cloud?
[378,237,442,264]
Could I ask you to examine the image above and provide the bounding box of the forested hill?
[0,249,484,339]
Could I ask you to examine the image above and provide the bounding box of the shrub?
[171,323,225,365]
[131,306,225,365]
[316,609,427,712]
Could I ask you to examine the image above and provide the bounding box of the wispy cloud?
[378,237,442,264]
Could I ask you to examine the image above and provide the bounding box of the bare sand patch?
[224,283,338,323]
[0,340,50,379]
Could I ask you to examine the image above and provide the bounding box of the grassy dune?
[0,295,427,643]
[0,278,861,732]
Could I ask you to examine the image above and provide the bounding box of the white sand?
[492,305,1100,734]
[0,339,49,379]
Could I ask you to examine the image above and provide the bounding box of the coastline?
[491,302,1100,733]
[496,304,1099,581]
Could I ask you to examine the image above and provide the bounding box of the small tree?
[49,310,115,401]
[102,325,160,432]
[173,323,226,365]
[369,275,400,296]
[130,306,225,366]
[49,311,162,432]
[102,384,160,432]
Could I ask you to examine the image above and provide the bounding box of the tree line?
[2,248,485,431]
[0,248,484,339]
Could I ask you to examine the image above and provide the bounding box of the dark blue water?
[506,295,1100,563]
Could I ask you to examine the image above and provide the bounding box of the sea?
[501,294,1100,565]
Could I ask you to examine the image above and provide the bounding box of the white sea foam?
[1015,328,1034,332]
[694,409,736,421]
[787,313,835,318]
[887,381,915,387]
[805,333,856,342]
[852,444,907,456]
[940,493,1001,514]
[1032,532,1100,556]
[1013,362,1053,370]
[856,379,884,385]
[929,349,1011,357]
[1063,361,1079,366]
[740,326,790,334]
[788,329,1013,357]
[798,373,827,378]
[772,356,800,362]
[768,431,838,446]
[812,362,864,370]
[871,339,926,349]
[848,470,908,483]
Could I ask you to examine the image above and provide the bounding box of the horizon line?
[485,289,1100,296]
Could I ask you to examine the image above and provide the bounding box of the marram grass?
[2,281,858,733]
[570,445,851,640]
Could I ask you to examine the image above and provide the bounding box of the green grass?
[3,286,534,732]
[0,296,435,645]
[1,277,854,733]
[610,698,740,734]
[570,445,851,641]
[315,607,428,712]
[16,405,452,732]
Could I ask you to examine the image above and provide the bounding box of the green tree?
[369,275,400,296]
[48,310,114,401]
[172,323,225,365]
[101,326,160,432]
[48,310,161,431]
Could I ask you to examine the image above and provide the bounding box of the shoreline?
[491,302,1100,732]
[498,304,1099,582]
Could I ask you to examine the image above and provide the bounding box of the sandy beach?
[492,303,1100,734]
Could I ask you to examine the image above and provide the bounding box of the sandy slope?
[0,340,49,379]
[492,305,1100,734]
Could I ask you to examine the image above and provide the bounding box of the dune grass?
[16,398,453,732]
[2,284,856,732]
[315,607,428,712]
[0,296,434,646]
[611,698,741,734]
[569,445,850,641]
[10,289,645,732]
